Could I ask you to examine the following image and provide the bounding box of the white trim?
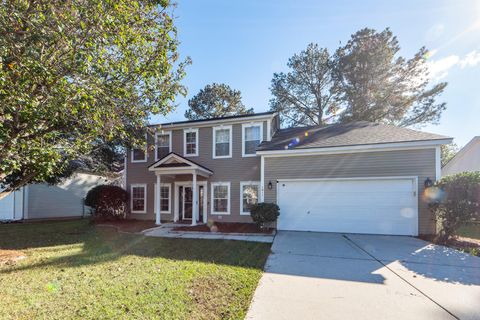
[174,181,208,222]
[154,130,172,161]
[257,139,453,157]
[260,156,265,202]
[123,155,127,188]
[240,181,261,215]
[212,125,233,159]
[277,176,419,183]
[130,184,147,214]
[435,146,441,181]
[148,153,213,176]
[210,182,231,215]
[183,128,199,157]
[154,183,171,214]
[23,185,29,219]
[267,119,272,141]
[242,122,263,157]
[130,133,148,163]
[152,113,277,130]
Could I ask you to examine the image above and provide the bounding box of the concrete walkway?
[143,224,274,243]
[246,231,480,320]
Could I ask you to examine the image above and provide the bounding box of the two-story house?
[125,111,452,236]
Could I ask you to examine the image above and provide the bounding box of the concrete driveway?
[246,231,480,320]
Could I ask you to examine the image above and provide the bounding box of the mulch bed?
[0,250,26,266]
[173,222,274,234]
[419,235,480,256]
[95,219,157,233]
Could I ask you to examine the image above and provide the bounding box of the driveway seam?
[342,234,460,320]
[380,259,480,269]
[271,251,375,262]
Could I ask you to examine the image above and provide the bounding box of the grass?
[0,220,271,319]
[456,222,480,240]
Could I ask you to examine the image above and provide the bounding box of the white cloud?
[427,50,480,81]
[459,51,480,68]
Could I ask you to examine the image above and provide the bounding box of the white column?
[155,174,161,225]
[192,172,197,226]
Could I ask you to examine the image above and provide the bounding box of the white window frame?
[131,133,148,163]
[130,184,147,214]
[183,128,199,157]
[212,125,232,159]
[242,122,263,157]
[240,181,260,215]
[154,183,171,214]
[155,131,172,161]
[210,182,231,215]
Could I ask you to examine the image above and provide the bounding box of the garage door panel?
[278,178,418,236]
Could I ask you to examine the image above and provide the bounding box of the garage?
[277,177,418,236]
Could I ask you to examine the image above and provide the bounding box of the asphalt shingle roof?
[257,121,451,151]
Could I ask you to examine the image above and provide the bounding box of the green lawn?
[456,223,480,240]
[0,220,271,319]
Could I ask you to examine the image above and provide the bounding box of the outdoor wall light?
[424,177,433,188]
[268,181,273,190]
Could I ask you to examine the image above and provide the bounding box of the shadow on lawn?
[0,221,271,274]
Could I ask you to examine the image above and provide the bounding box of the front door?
[180,185,204,221]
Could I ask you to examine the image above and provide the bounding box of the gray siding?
[126,120,268,223]
[264,149,437,235]
[27,173,111,219]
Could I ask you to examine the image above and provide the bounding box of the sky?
[150,0,480,147]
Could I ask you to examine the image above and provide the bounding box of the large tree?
[0,0,189,199]
[333,28,447,126]
[269,44,338,127]
[185,83,253,120]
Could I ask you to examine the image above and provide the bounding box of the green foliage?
[270,44,338,127]
[334,28,447,127]
[428,172,480,243]
[0,0,190,196]
[250,203,280,226]
[270,28,447,128]
[94,185,129,220]
[441,143,459,167]
[185,83,253,120]
[84,185,105,208]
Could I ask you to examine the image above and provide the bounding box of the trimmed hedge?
[85,185,129,220]
[250,203,280,227]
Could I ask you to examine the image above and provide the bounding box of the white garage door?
[277,177,418,236]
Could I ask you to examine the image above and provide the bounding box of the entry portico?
[148,153,213,226]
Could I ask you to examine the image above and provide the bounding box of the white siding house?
[442,137,480,176]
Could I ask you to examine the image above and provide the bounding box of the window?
[184,128,198,156]
[155,131,171,160]
[131,184,147,213]
[211,182,230,214]
[155,183,171,213]
[213,125,232,158]
[242,123,263,157]
[131,134,147,163]
[240,182,260,215]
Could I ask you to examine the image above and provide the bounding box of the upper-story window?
[242,122,263,157]
[213,125,232,159]
[131,134,147,163]
[184,128,198,157]
[155,131,171,160]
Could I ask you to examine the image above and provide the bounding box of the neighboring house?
[442,136,480,176]
[0,172,112,221]
[125,112,452,236]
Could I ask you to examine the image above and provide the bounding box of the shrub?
[88,185,129,221]
[85,185,105,209]
[428,171,480,243]
[250,203,280,227]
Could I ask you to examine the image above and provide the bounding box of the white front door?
[277,177,418,236]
